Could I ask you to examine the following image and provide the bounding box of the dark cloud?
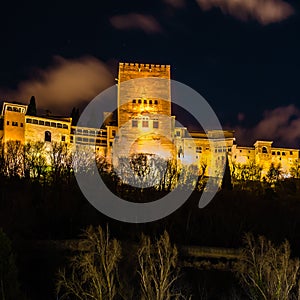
[235,105,300,147]
[0,56,114,114]
[196,0,294,24]
[110,13,163,34]
[163,0,186,8]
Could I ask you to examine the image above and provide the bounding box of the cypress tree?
[27,95,37,116]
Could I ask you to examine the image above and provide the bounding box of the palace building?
[0,62,299,178]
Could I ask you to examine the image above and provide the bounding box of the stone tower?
[114,62,175,159]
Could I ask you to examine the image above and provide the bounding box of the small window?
[112,130,116,137]
[196,146,202,153]
[51,122,56,127]
[240,150,242,153]
[272,151,275,155]
[290,151,293,155]
[262,146,268,154]
[76,137,82,142]
[277,151,281,155]
[26,119,32,123]
[89,138,95,143]
[153,121,159,128]
[70,136,74,143]
[142,120,149,128]
[83,138,88,143]
[83,130,88,135]
[7,106,12,111]
[132,99,136,103]
[39,120,44,125]
[176,131,180,137]
[57,123,62,128]
[96,139,100,144]
[154,100,158,105]
[45,121,50,126]
[149,100,153,104]
[282,152,286,156]
[33,119,38,124]
[132,120,138,127]
[45,131,51,142]
[6,121,9,125]
[61,135,66,142]
[12,121,18,126]
[63,124,68,129]
[138,99,142,104]
[144,99,147,104]
[76,129,82,134]
[109,142,113,147]
[20,123,23,127]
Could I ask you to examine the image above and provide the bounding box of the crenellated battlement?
[119,62,169,68]
[119,62,170,75]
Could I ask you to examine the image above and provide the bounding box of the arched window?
[138,99,142,104]
[132,99,136,103]
[45,131,51,142]
[262,146,268,154]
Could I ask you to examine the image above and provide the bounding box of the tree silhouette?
[27,96,37,116]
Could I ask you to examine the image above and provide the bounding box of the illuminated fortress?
[0,62,299,179]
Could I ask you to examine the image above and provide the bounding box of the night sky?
[0,0,299,147]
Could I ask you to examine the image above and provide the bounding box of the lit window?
[142,121,149,128]
[45,131,51,142]
[153,121,159,128]
[132,120,138,127]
